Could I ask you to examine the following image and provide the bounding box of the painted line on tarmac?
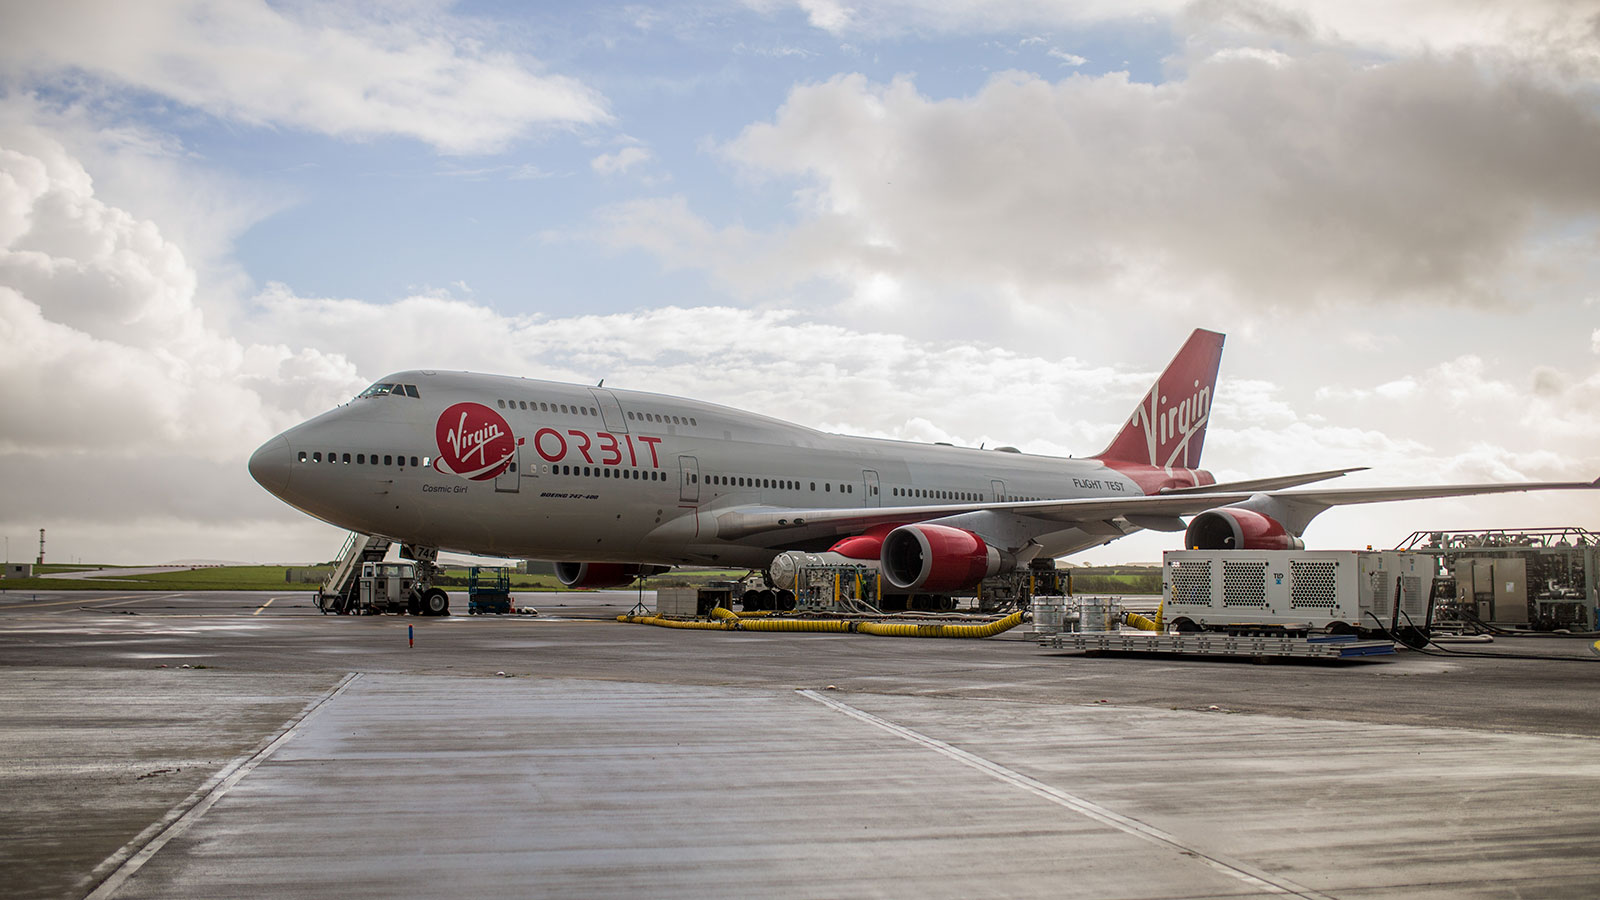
[83,672,361,900]
[252,598,274,616]
[87,594,182,609]
[0,593,155,610]
[799,689,1335,900]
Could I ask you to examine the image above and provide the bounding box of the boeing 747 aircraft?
[248,329,1595,610]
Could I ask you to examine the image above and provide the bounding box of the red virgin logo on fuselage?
[435,403,516,480]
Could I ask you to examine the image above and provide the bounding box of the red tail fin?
[1093,329,1225,469]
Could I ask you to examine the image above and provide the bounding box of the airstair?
[318,532,392,614]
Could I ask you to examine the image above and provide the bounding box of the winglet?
[1093,328,1225,469]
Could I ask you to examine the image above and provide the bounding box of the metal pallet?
[1040,632,1395,659]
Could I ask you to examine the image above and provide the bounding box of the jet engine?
[554,562,671,589]
[880,523,1007,592]
[1184,508,1305,551]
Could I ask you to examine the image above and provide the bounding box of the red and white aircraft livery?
[248,329,1596,593]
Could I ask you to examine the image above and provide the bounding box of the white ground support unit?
[1161,549,1435,635]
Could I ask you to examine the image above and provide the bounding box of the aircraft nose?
[248,435,292,496]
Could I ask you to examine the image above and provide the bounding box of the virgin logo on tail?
[1132,379,1212,468]
[1092,328,1224,472]
[435,403,516,480]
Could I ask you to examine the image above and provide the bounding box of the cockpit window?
[356,382,422,400]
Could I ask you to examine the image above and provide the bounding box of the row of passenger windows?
[628,410,696,426]
[297,447,1048,502]
[539,464,666,481]
[498,398,600,417]
[493,397,700,428]
[300,450,423,468]
[895,487,980,501]
[701,475,857,494]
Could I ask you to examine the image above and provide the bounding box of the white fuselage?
[251,370,1161,566]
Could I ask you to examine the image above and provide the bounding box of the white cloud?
[752,0,1600,76]
[591,146,654,176]
[0,140,360,461]
[688,57,1600,318]
[1048,49,1088,66]
[0,0,610,154]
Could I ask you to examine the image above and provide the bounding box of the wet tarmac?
[3,588,1599,898]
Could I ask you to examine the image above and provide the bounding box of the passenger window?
[690,418,697,426]
[384,455,393,466]
[297,451,307,462]
[356,454,365,464]
[343,453,351,464]
[627,411,635,419]
[810,482,816,491]
[825,483,831,492]
[410,456,419,467]
[560,404,569,414]
[497,399,506,408]
[313,452,322,463]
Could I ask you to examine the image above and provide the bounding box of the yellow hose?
[619,609,1022,638]
[1124,611,1161,632]
[856,610,1025,639]
[616,614,734,630]
[739,618,854,633]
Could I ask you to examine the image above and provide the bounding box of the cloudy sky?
[2,0,1598,566]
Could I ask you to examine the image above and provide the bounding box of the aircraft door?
[590,388,629,433]
[495,447,524,493]
[862,470,880,508]
[678,456,700,503]
[991,479,1007,502]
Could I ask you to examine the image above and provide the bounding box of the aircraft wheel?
[423,588,450,616]
[756,589,775,609]
[741,589,764,611]
[776,589,796,611]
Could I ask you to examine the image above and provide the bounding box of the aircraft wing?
[1154,467,1367,494]
[712,476,1600,543]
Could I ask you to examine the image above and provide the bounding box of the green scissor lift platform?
[467,566,513,615]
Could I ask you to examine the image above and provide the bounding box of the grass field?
[0,564,759,593]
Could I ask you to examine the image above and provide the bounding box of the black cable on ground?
[1370,610,1599,664]
[1458,608,1600,639]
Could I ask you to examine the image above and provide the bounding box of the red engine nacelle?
[554,562,671,589]
[828,523,902,561]
[1184,508,1305,551]
[880,524,1004,592]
